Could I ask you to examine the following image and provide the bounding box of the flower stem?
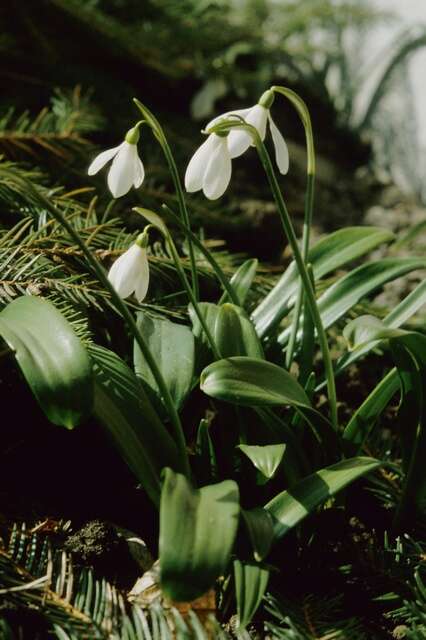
[7,169,190,476]
[133,98,200,302]
[255,142,338,431]
[163,230,222,361]
[161,204,240,305]
[270,87,315,369]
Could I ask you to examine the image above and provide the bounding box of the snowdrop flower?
[208,89,289,175]
[108,230,150,302]
[88,123,145,198]
[184,132,232,200]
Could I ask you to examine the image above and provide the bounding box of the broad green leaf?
[159,469,240,601]
[200,357,310,408]
[234,560,270,630]
[316,279,426,389]
[279,257,426,345]
[343,315,408,350]
[134,312,194,410]
[90,345,181,506]
[343,368,400,453]
[241,508,275,562]
[219,259,258,307]
[265,457,381,539]
[238,444,286,480]
[252,226,394,337]
[190,302,263,365]
[0,296,92,428]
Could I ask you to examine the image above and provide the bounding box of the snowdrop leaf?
[241,508,275,562]
[134,312,195,411]
[190,302,263,370]
[0,296,93,429]
[252,226,395,338]
[160,469,239,601]
[90,345,180,507]
[200,357,310,408]
[219,258,258,307]
[279,257,426,345]
[265,457,381,539]
[238,444,286,480]
[234,560,270,631]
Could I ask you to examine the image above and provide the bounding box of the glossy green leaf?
[200,357,310,408]
[190,302,263,364]
[343,368,400,453]
[234,560,270,630]
[265,457,381,539]
[279,257,426,345]
[160,469,240,601]
[0,296,92,428]
[238,444,286,480]
[90,345,181,506]
[343,315,408,350]
[134,312,195,410]
[241,508,275,562]
[317,279,426,389]
[252,226,394,337]
[219,258,258,307]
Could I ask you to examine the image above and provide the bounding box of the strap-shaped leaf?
[219,258,258,307]
[279,257,426,345]
[252,226,394,337]
[201,357,310,407]
[90,345,181,506]
[241,508,275,562]
[0,296,92,429]
[160,469,240,601]
[234,560,270,630]
[265,457,381,539]
[134,312,195,410]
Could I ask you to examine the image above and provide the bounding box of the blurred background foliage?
[1,0,425,254]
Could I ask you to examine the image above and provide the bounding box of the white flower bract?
[88,141,145,199]
[108,243,149,302]
[207,103,289,175]
[184,133,232,200]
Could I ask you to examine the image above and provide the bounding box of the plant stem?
[164,231,222,361]
[285,173,314,368]
[161,204,240,305]
[133,99,200,301]
[255,143,338,431]
[8,170,190,476]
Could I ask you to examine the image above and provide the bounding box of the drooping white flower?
[108,232,150,302]
[207,90,289,175]
[184,133,232,200]
[88,124,145,198]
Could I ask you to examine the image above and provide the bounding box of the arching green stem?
[133,98,199,301]
[271,87,315,369]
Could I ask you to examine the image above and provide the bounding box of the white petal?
[108,244,145,299]
[246,104,268,143]
[133,154,145,188]
[227,105,268,158]
[203,137,232,200]
[206,107,252,131]
[134,249,150,302]
[88,143,123,175]
[107,142,138,198]
[269,115,289,175]
[184,134,220,193]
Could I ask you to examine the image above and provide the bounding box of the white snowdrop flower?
[184,132,232,200]
[207,90,289,175]
[88,123,145,198]
[108,231,150,302]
